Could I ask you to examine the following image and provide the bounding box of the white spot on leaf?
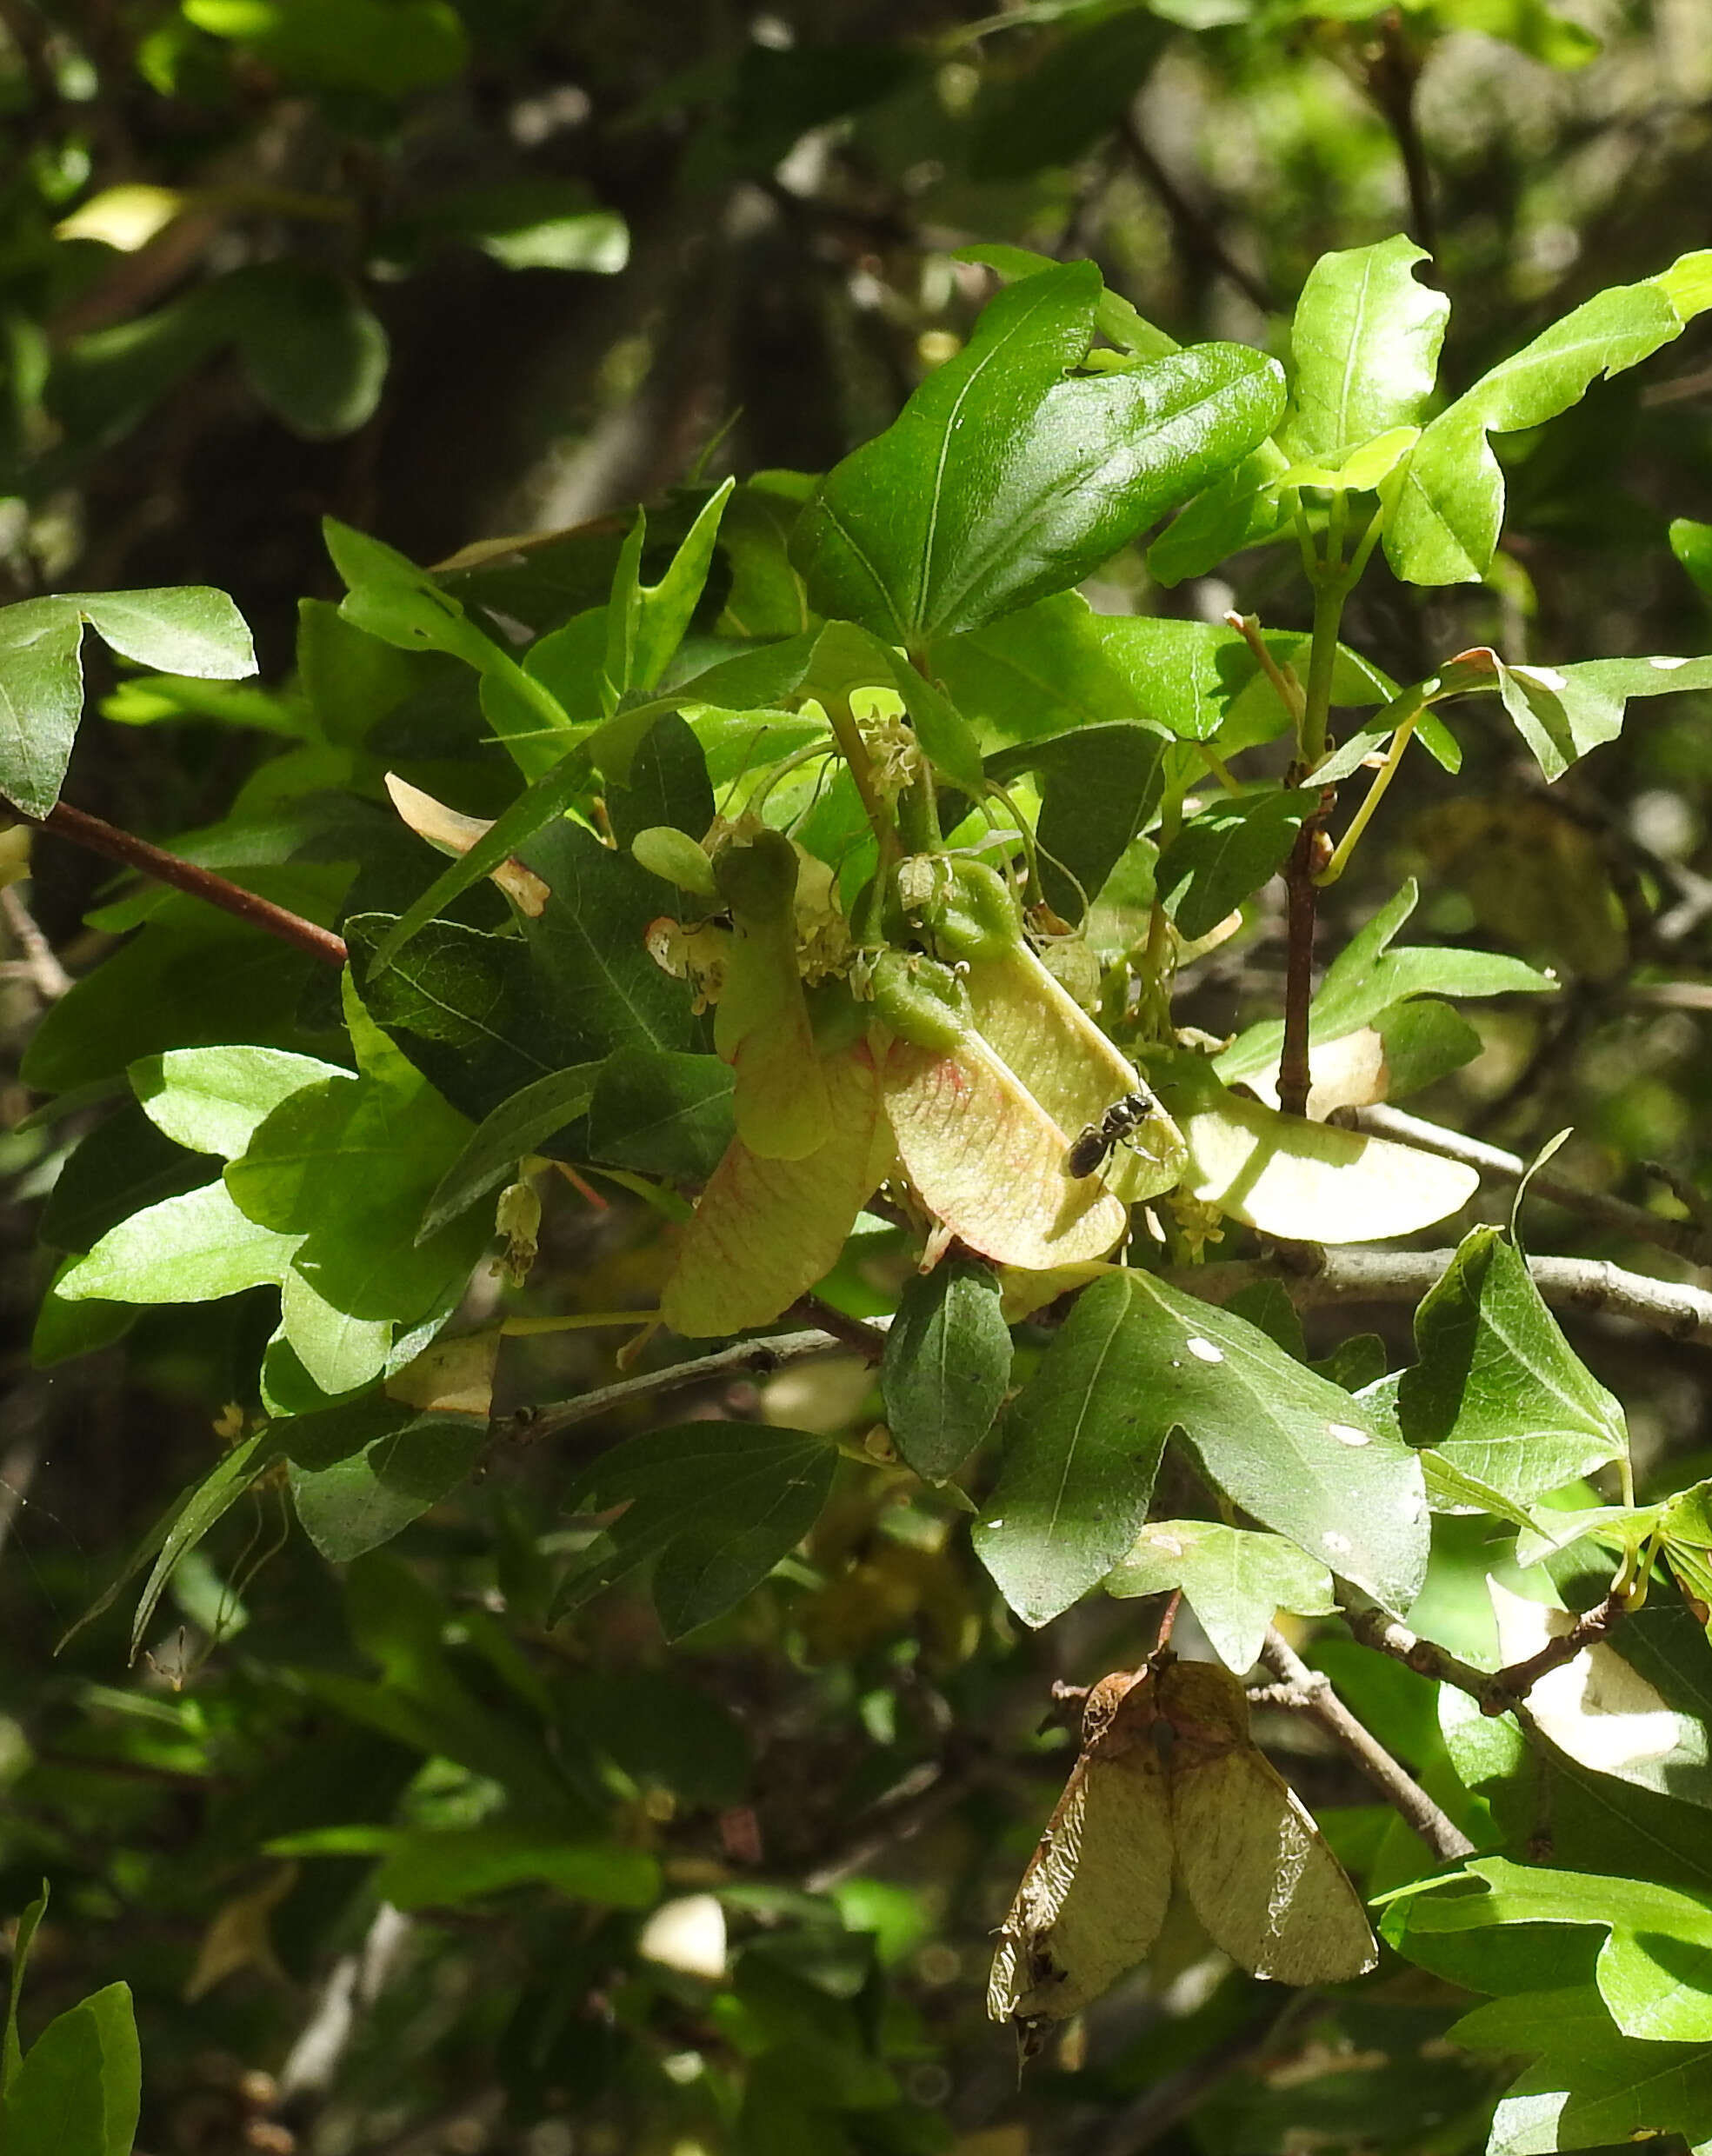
[1185,1337,1223,1363]
[1328,1422,1369,1447]
[1650,655,1690,670]
[1512,663,1567,692]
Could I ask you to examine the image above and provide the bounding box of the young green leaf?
[1386,252,1712,585]
[986,722,1168,920]
[130,1044,347,1160]
[56,1181,300,1304]
[1105,1521,1336,1674]
[1282,236,1449,467]
[0,1981,140,2156]
[974,1274,1171,1628]
[419,1061,603,1237]
[1153,788,1319,939]
[1216,878,1554,1083]
[1395,1226,1629,1503]
[881,1260,1012,1483]
[793,262,1284,649]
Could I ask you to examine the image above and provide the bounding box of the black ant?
[1065,1088,1161,1178]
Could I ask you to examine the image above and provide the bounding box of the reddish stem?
[1278,820,1322,1118]
[30,799,348,969]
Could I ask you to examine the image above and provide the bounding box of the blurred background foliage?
[5,0,1712,2150]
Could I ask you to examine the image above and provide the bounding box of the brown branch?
[1115,114,1269,315]
[1338,1588,1630,1719]
[786,1294,889,1362]
[27,800,348,968]
[1256,1628,1473,1860]
[1169,1246,1712,1349]
[1350,1102,1712,1267]
[513,1322,881,1446]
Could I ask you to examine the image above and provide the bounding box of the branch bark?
[1350,1102,1711,1267]
[28,801,349,969]
[1170,1245,1712,1349]
[1256,1628,1472,1860]
[1339,1587,1631,1718]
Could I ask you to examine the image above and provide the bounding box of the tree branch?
[1350,1102,1712,1266]
[1338,1587,1631,1718]
[26,801,349,969]
[1256,1628,1472,1860]
[514,1322,874,1446]
[1170,1245,1712,1349]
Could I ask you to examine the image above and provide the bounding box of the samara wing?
[989,1670,1173,2028]
[1161,1660,1377,1985]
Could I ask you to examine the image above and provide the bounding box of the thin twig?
[1338,1588,1629,1718]
[1169,1246,1712,1348]
[514,1323,879,1446]
[1116,114,1269,314]
[786,1294,889,1362]
[28,801,348,969]
[0,884,71,998]
[1256,1629,1472,1860]
[1351,1102,1712,1266]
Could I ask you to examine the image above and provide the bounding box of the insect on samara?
[1065,1087,1163,1179]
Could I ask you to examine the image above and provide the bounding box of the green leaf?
[225,1068,479,1326]
[1396,1227,1628,1503]
[631,479,736,693]
[1074,615,1394,747]
[1126,1271,1429,1607]
[1146,440,1294,586]
[419,179,629,274]
[1105,1520,1336,1673]
[0,586,254,816]
[1399,1857,1712,2044]
[223,263,388,438]
[973,1273,1170,1627]
[290,1414,490,1561]
[420,1061,604,1238]
[22,890,327,1095]
[1386,257,1712,585]
[345,911,585,1121]
[1216,878,1555,1082]
[793,263,1284,649]
[583,1047,734,1181]
[323,518,571,775]
[1669,516,1712,596]
[1154,788,1317,939]
[799,617,986,795]
[516,818,703,1062]
[1450,1984,1712,2156]
[605,712,716,849]
[1487,649,1712,783]
[130,1044,346,1159]
[1282,237,1449,466]
[0,1982,140,2156]
[57,1180,298,1304]
[3,1883,47,2087]
[128,1427,287,1661]
[880,1260,1012,1483]
[985,721,1168,919]
[557,1424,837,1640]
